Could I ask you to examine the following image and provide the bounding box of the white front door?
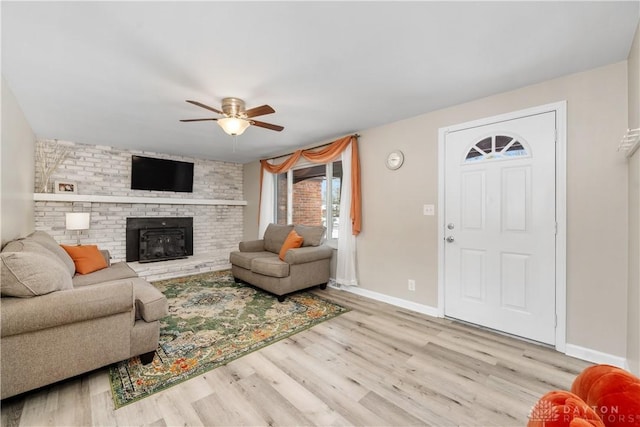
[444,111,557,345]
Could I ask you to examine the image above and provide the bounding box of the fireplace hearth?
[126,217,193,262]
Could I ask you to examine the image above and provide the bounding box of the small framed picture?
[54,181,78,194]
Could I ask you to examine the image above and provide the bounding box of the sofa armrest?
[239,239,265,252]
[1,280,134,338]
[284,245,333,265]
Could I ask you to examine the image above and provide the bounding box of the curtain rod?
[268,134,360,161]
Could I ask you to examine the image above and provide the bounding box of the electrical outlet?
[423,204,435,216]
[408,279,416,291]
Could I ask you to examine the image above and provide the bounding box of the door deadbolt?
[447,223,455,230]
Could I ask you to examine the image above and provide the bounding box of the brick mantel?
[34,193,247,206]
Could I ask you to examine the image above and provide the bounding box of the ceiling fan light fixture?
[217,117,250,136]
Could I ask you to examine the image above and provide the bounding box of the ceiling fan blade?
[186,100,223,115]
[180,118,218,122]
[244,104,275,118]
[251,119,284,132]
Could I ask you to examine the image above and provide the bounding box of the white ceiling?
[2,1,639,163]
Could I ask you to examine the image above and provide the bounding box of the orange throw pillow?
[527,390,604,427]
[279,230,304,261]
[61,244,108,275]
[572,365,640,427]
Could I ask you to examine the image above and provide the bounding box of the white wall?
[627,19,640,375]
[1,76,36,246]
[245,61,630,361]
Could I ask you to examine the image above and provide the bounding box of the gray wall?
[244,61,630,360]
[1,76,36,246]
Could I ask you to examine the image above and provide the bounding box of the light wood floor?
[1,288,591,427]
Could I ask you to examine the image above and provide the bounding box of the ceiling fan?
[180,98,284,136]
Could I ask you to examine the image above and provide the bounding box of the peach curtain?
[259,135,361,235]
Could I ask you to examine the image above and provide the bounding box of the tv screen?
[131,155,194,193]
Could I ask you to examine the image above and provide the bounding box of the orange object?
[60,244,108,275]
[528,390,604,427]
[571,365,640,427]
[278,230,304,261]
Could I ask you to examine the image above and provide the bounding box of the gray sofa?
[229,224,333,301]
[0,231,168,399]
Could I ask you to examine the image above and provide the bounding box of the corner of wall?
[242,160,261,240]
[1,76,36,246]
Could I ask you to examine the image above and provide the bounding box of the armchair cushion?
[229,251,276,270]
[294,224,326,247]
[61,244,108,275]
[252,257,290,278]
[1,251,73,298]
[239,239,265,252]
[263,224,294,253]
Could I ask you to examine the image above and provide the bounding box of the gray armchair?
[229,223,333,301]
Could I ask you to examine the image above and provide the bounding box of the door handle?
[446,236,455,243]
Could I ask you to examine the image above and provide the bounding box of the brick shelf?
[34,193,247,206]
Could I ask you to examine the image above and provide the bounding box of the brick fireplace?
[33,139,245,278]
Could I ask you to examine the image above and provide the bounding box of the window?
[275,160,342,239]
[465,134,528,163]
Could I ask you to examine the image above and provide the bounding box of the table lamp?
[65,212,90,245]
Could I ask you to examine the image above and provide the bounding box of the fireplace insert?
[126,217,193,262]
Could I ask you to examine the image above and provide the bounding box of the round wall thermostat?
[386,150,404,170]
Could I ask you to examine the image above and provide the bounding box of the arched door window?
[464,134,529,163]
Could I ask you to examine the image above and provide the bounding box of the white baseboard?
[333,284,440,318]
[565,343,628,369]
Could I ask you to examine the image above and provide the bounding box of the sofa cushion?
[251,256,290,278]
[72,261,138,287]
[26,231,76,276]
[294,224,326,247]
[1,251,73,297]
[61,244,108,275]
[2,239,71,274]
[263,224,294,254]
[229,251,277,270]
[279,230,304,260]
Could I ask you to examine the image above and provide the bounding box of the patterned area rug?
[108,271,348,408]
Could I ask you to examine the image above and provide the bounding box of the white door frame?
[437,101,567,352]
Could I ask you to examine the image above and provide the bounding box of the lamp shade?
[217,117,250,136]
[65,212,90,230]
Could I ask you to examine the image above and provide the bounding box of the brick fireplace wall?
[34,139,243,267]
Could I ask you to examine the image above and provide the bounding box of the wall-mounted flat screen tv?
[131,155,194,193]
